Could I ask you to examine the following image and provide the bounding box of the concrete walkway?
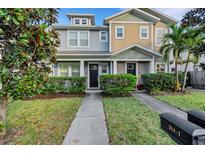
[62,92,109,145]
[132,92,187,119]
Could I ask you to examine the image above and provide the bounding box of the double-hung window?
[99,31,108,42]
[140,26,149,39]
[81,18,88,25]
[69,32,78,46]
[74,18,80,25]
[115,26,124,39]
[68,31,89,47]
[155,28,165,46]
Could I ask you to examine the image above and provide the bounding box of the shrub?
[43,76,86,94]
[100,74,137,96]
[141,73,176,94]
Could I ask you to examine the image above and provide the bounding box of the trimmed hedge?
[100,74,137,96]
[43,76,86,94]
[141,73,185,94]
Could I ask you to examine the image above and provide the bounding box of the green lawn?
[103,96,175,145]
[6,97,82,144]
[156,91,205,111]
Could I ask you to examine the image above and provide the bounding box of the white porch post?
[113,60,117,74]
[80,60,85,77]
[150,58,155,73]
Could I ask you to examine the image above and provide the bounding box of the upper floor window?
[115,26,124,39]
[73,18,88,26]
[99,31,108,42]
[68,31,89,47]
[155,28,165,46]
[140,26,149,39]
[82,18,88,25]
[74,18,80,25]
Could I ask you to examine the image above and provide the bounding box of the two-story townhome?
[52,8,178,89]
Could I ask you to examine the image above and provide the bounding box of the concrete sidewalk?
[62,92,109,145]
[132,92,187,119]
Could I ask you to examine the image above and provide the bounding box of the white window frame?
[73,18,80,25]
[67,31,90,48]
[155,28,165,46]
[115,26,124,39]
[81,18,88,25]
[140,26,149,39]
[99,31,108,42]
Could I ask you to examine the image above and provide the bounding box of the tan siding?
[153,21,168,51]
[111,23,152,52]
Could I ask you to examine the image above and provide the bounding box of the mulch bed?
[23,93,85,100]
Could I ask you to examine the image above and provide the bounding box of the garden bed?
[24,92,85,100]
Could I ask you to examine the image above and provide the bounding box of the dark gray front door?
[89,64,98,88]
[127,63,136,75]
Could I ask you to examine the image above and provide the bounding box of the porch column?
[149,58,155,73]
[113,60,117,74]
[80,60,85,77]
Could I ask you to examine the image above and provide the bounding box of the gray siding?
[57,29,109,52]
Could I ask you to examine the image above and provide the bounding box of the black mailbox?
[160,112,205,145]
[188,109,205,128]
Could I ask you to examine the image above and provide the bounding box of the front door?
[127,63,136,75]
[89,64,99,88]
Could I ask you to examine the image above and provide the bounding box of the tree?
[181,26,205,91]
[160,24,186,91]
[0,9,60,125]
[181,9,205,91]
[199,63,205,70]
[181,8,205,27]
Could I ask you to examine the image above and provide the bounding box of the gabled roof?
[104,8,178,24]
[111,44,162,57]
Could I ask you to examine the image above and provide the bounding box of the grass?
[156,91,205,111]
[103,96,175,145]
[6,97,82,145]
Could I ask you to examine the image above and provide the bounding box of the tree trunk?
[175,58,179,91]
[182,51,191,91]
[0,96,8,123]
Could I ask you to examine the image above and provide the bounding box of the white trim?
[99,30,108,42]
[115,26,124,39]
[109,21,112,52]
[67,30,90,48]
[111,21,150,24]
[148,8,179,23]
[57,53,110,56]
[104,8,133,21]
[151,23,154,50]
[155,28,165,47]
[57,58,153,62]
[104,8,160,22]
[111,44,162,57]
[140,26,149,39]
[113,60,117,74]
[88,62,100,89]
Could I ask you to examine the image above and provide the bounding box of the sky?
[57,8,192,25]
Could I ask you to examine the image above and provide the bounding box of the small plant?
[136,84,144,90]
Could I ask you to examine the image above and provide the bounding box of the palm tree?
[181,26,205,91]
[160,24,186,91]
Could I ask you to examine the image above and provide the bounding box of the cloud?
[155,8,192,21]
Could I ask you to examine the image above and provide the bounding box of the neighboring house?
[52,8,178,89]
